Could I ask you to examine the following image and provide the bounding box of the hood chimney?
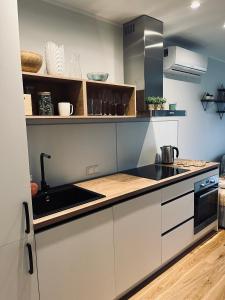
[123,15,164,114]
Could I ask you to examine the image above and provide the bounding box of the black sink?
[32,184,105,219]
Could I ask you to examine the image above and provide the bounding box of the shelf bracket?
[217,111,224,120]
[201,100,209,111]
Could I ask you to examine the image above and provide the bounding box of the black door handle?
[26,243,34,275]
[23,202,30,234]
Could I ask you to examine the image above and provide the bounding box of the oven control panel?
[195,175,219,192]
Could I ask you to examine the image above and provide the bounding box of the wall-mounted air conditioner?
[164,46,208,78]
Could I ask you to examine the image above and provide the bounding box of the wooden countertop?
[33,162,219,231]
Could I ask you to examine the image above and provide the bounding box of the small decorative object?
[169,103,177,110]
[23,94,32,115]
[31,181,39,197]
[69,53,82,78]
[21,51,43,73]
[58,102,74,116]
[145,97,167,110]
[202,92,214,100]
[38,92,54,115]
[45,41,65,75]
[23,86,33,115]
[87,72,109,81]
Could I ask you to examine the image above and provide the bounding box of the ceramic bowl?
[21,51,43,73]
[87,72,109,81]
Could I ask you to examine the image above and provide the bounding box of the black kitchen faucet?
[40,153,51,192]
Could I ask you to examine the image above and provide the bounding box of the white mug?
[58,102,73,116]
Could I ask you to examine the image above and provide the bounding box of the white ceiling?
[43,0,225,61]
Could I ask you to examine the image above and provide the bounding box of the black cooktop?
[123,164,189,181]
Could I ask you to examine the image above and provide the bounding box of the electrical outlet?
[86,165,99,176]
[93,165,99,174]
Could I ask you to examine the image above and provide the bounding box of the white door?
[0,0,34,246]
[113,191,162,296]
[0,237,39,300]
[36,208,115,300]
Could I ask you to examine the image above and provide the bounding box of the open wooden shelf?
[25,115,147,125]
[22,72,136,124]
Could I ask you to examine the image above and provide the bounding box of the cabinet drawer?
[162,219,194,263]
[162,192,194,233]
[162,178,194,203]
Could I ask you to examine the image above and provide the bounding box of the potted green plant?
[159,97,166,110]
[145,97,167,110]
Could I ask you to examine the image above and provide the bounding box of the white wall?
[164,57,225,161]
[18,0,225,186]
[18,0,123,82]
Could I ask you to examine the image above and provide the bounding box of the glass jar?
[38,92,54,115]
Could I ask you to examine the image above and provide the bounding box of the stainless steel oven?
[194,175,219,234]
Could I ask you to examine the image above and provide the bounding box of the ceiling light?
[191,1,200,9]
[223,23,225,29]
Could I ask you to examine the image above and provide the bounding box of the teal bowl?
[87,72,109,81]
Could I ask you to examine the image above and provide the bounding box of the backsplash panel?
[27,123,117,186]
[116,121,178,171]
[27,120,178,186]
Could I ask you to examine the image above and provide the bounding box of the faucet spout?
[40,153,51,192]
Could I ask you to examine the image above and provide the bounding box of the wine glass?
[102,88,109,115]
[88,88,94,115]
[122,93,129,116]
[116,92,124,115]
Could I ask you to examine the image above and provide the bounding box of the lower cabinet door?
[0,237,39,300]
[162,219,194,263]
[113,191,162,296]
[35,208,115,300]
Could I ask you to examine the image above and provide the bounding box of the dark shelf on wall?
[201,99,225,119]
[201,99,215,111]
[216,111,225,120]
[152,110,186,117]
[138,110,186,117]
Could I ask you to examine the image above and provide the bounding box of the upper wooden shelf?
[22,72,136,124]
[22,72,135,88]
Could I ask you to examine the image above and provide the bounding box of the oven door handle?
[199,188,218,199]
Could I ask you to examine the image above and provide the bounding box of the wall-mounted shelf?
[201,99,225,119]
[137,110,186,118]
[25,115,152,125]
[151,110,186,117]
[22,72,136,124]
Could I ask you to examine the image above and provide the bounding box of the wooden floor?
[130,230,225,300]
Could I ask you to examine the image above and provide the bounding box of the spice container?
[38,92,54,115]
[169,103,177,110]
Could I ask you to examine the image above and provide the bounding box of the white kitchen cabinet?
[0,1,38,299]
[0,0,34,247]
[0,237,39,300]
[113,191,162,296]
[162,219,194,263]
[35,208,115,300]
[162,192,194,233]
[162,177,194,203]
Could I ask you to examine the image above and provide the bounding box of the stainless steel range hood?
[123,15,163,113]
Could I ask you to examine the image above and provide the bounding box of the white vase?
[45,41,65,75]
